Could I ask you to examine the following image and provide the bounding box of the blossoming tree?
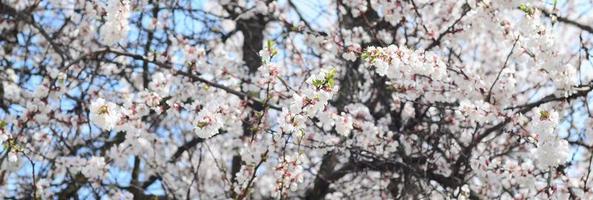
[1,0,593,199]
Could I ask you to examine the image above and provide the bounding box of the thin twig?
[486,36,520,103]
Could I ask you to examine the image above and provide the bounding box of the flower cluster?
[2,0,593,199]
[362,45,447,81]
[530,108,570,169]
[193,101,224,138]
[56,156,107,179]
[279,68,338,135]
[272,154,304,198]
[99,0,131,45]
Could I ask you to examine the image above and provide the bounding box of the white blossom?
[335,113,353,136]
[89,98,120,131]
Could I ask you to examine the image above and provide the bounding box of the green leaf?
[266,40,275,49]
[0,120,6,129]
[325,68,336,88]
[518,3,534,15]
[312,79,324,89]
[361,51,369,61]
[311,68,337,89]
[266,40,278,58]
